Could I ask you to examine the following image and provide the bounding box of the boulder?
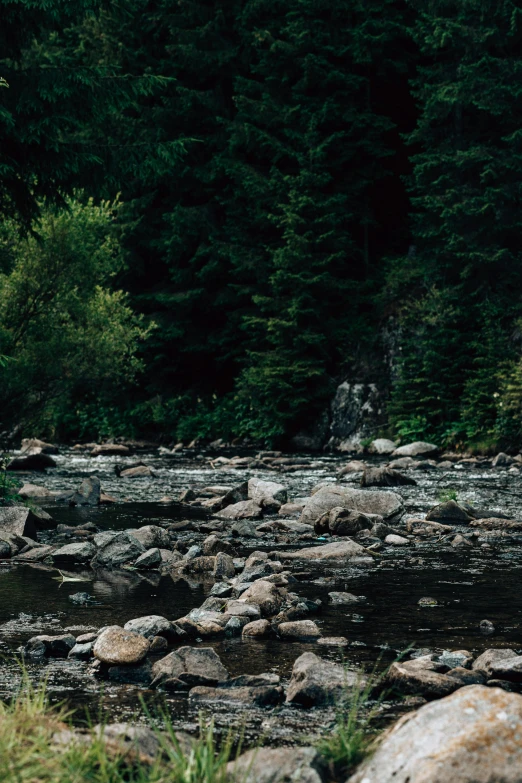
[91,444,130,457]
[470,518,522,530]
[337,461,367,476]
[490,655,522,682]
[120,465,152,478]
[349,685,522,783]
[131,525,170,550]
[299,486,403,526]
[213,551,235,578]
[228,747,324,783]
[25,634,76,658]
[202,534,236,556]
[123,615,175,640]
[386,659,461,699]
[51,542,96,564]
[238,580,285,617]
[69,476,101,506]
[92,531,145,567]
[0,506,55,539]
[20,438,58,456]
[93,626,150,665]
[473,648,517,675]
[216,500,263,521]
[134,548,161,569]
[385,534,409,546]
[7,453,56,471]
[492,452,513,467]
[286,652,363,707]
[361,467,416,488]
[278,620,321,640]
[279,540,369,562]
[369,438,397,455]
[18,483,53,499]
[242,619,271,637]
[425,500,473,524]
[328,592,365,605]
[392,441,438,457]
[248,478,288,507]
[151,646,229,690]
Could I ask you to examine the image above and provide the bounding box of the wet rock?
[227,600,261,619]
[185,544,202,560]
[179,488,196,503]
[238,580,285,617]
[25,634,76,658]
[202,534,236,556]
[123,615,175,640]
[92,531,145,567]
[278,620,321,640]
[439,650,473,669]
[390,456,420,469]
[149,635,168,653]
[315,507,373,536]
[451,533,474,548]
[279,540,370,562]
[216,500,263,521]
[158,548,182,566]
[328,592,365,605]
[425,500,472,523]
[231,519,259,536]
[349,685,522,783]
[369,438,397,455]
[107,661,153,685]
[370,521,394,539]
[490,655,522,682]
[470,517,522,530]
[91,444,130,457]
[131,525,171,550]
[7,453,57,471]
[361,467,416,488]
[13,544,55,562]
[286,652,363,707]
[134,548,161,569]
[248,478,288,507]
[480,619,496,635]
[385,534,409,546]
[0,539,11,557]
[220,482,249,507]
[447,667,487,686]
[189,684,284,708]
[299,485,404,526]
[492,452,513,467]
[317,636,348,646]
[386,659,461,699]
[392,441,439,457]
[120,465,152,478]
[51,542,96,564]
[0,506,55,539]
[418,596,439,606]
[228,746,325,783]
[210,583,234,598]
[93,626,150,665]
[68,642,94,660]
[69,476,101,507]
[21,437,58,456]
[472,648,517,675]
[242,619,271,637]
[278,502,306,516]
[18,483,53,499]
[151,646,229,690]
[213,551,235,578]
[69,592,96,605]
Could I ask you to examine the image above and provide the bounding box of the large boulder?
[278,620,321,640]
[131,525,170,550]
[51,542,96,564]
[314,507,373,536]
[151,646,229,690]
[70,476,101,506]
[0,506,55,539]
[392,441,438,457]
[248,478,288,507]
[91,531,145,567]
[425,500,473,524]
[238,580,285,617]
[286,652,363,707]
[123,615,176,640]
[368,438,397,455]
[7,453,56,471]
[361,467,416,488]
[472,648,517,675]
[349,685,522,783]
[20,438,58,456]
[298,486,403,526]
[228,747,325,783]
[93,627,150,665]
[386,658,461,700]
[279,540,370,562]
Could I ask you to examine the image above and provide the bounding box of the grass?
[437,488,458,503]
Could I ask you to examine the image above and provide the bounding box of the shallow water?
[2,448,522,736]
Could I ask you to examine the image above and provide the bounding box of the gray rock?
[131,525,170,550]
[91,444,130,457]
[480,619,496,636]
[392,441,439,457]
[385,534,409,546]
[242,619,271,637]
[25,634,76,658]
[123,615,175,640]
[315,507,373,536]
[299,486,404,526]
[18,483,53,499]
[151,646,229,690]
[328,592,365,605]
[228,747,324,783]
[134,548,161,569]
[20,438,58,456]
[213,551,235,578]
[0,506,55,539]
[202,534,236,556]
[492,452,513,467]
[68,642,94,660]
[369,438,397,455]
[70,476,101,506]
[120,465,152,478]
[473,648,517,675]
[51,542,96,564]
[226,600,261,619]
[0,540,11,558]
[13,544,55,562]
[278,620,321,640]
[279,540,370,562]
[237,580,285,617]
[425,500,472,523]
[490,655,522,682]
[190,684,284,709]
[349,685,522,783]
[216,500,263,521]
[92,531,145,567]
[185,544,202,560]
[93,626,150,665]
[361,467,416,488]
[438,650,473,669]
[386,659,461,699]
[7,453,56,470]
[286,651,363,707]
[248,478,288,507]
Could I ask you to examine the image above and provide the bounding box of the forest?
[2,0,522,450]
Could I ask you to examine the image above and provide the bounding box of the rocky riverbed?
[2,441,522,778]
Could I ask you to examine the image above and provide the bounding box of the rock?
[439,650,473,669]
[299,485,404,526]
[13,544,55,562]
[95,722,175,763]
[470,517,522,530]
[216,500,263,521]
[20,438,58,456]
[25,634,76,658]
[7,453,56,471]
[337,460,367,476]
[369,438,397,455]
[317,636,348,646]
[220,482,249,507]
[315,507,373,536]
[93,627,150,665]
[361,467,416,487]
[123,616,175,640]
[329,382,382,450]
[328,592,365,605]
[392,441,439,457]
[447,667,486,686]
[0,506,55,539]
[202,534,236,556]
[348,685,522,783]
[92,531,145,567]
[91,444,130,457]
[190,684,284,708]
[231,519,259,537]
[151,646,229,690]
[248,478,288,506]
[490,655,522,682]
[473,648,517,675]
[70,476,101,506]
[451,533,474,548]
[68,592,95,605]
[120,465,152,478]
[385,534,409,546]
[213,551,235,578]
[0,540,11,557]
[279,540,369,562]
[480,619,496,635]
[18,483,53,499]
[286,652,363,707]
[68,642,94,660]
[492,452,513,467]
[278,620,321,640]
[418,596,439,606]
[51,542,96,564]
[238,580,284,617]
[278,502,306,516]
[228,747,324,783]
[242,619,271,637]
[227,600,261,619]
[386,659,461,699]
[134,548,161,569]
[131,525,170,550]
[107,661,153,685]
[425,500,472,523]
